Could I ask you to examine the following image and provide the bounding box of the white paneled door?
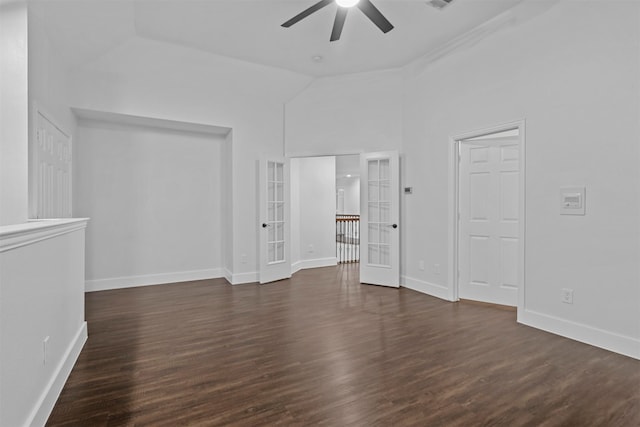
[32,110,72,219]
[259,158,291,284]
[360,151,400,287]
[459,137,520,306]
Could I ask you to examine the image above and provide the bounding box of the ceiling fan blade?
[357,0,394,33]
[330,7,348,42]
[282,0,334,28]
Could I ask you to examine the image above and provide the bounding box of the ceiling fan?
[281,0,394,42]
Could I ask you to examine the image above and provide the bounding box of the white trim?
[401,276,452,301]
[224,268,233,284]
[294,257,337,273]
[405,9,516,76]
[448,120,526,306]
[0,218,89,253]
[72,108,231,136]
[229,271,259,285]
[519,309,640,361]
[291,261,303,275]
[85,268,224,292]
[27,322,88,427]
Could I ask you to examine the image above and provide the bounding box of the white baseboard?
[28,322,88,427]
[291,261,303,275]
[293,257,337,274]
[401,275,452,301]
[85,268,224,292]
[224,268,233,284]
[229,271,258,285]
[519,309,640,360]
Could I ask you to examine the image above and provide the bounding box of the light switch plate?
[560,186,586,215]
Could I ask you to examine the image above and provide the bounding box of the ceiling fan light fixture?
[335,0,360,8]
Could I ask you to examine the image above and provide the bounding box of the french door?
[259,158,291,284]
[359,151,400,287]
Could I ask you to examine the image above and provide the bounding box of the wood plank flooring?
[47,265,640,426]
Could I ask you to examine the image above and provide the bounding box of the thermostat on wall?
[560,186,586,215]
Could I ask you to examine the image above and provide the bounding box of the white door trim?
[447,120,526,315]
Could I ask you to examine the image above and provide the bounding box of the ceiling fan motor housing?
[427,0,454,10]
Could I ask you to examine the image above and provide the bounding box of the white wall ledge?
[0,218,89,253]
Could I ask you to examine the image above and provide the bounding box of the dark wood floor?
[48,264,639,426]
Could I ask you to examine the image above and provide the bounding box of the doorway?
[450,123,525,308]
[336,154,360,264]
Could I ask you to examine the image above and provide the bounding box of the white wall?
[0,219,88,427]
[67,36,312,283]
[401,0,639,357]
[335,154,360,215]
[28,7,77,147]
[336,177,360,215]
[285,69,403,157]
[291,157,337,271]
[75,119,226,290]
[0,1,29,225]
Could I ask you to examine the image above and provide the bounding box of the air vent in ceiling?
[426,0,454,10]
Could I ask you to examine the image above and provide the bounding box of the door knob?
[392,224,398,229]
[262,223,268,228]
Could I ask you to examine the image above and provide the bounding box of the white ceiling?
[30,0,525,77]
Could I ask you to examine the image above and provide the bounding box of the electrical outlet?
[241,254,247,264]
[561,288,574,304]
[43,336,50,365]
[433,264,441,275]
[418,260,425,271]
[308,244,314,253]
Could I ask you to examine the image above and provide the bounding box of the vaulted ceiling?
[29,0,525,77]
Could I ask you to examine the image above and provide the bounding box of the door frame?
[447,120,526,316]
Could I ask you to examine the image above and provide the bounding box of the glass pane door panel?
[368,182,379,202]
[379,159,390,180]
[365,158,391,268]
[368,223,379,244]
[368,244,380,265]
[268,182,275,202]
[276,223,284,240]
[268,162,275,181]
[379,245,390,266]
[380,181,390,202]
[268,243,276,263]
[276,242,284,261]
[379,203,390,222]
[368,160,379,180]
[268,203,275,221]
[266,161,286,264]
[368,203,379,222]
[276,202,284,221]
[380,226,390,244]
